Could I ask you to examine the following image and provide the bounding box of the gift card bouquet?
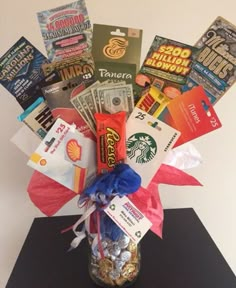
[2,1,236,287]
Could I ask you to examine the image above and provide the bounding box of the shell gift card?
[126,107,181,188]
[159,86,222,147]
[28,118,96,193]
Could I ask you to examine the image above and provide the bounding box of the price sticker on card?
[126,107,181,188]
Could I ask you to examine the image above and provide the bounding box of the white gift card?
[104,196,152,244]
[27,118,96,193]
[126,107,181,188]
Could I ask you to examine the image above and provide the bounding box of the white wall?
[0,0,235,286]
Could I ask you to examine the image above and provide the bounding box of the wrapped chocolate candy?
[88,234,141,287]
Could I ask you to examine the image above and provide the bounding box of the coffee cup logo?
[127,133,157,164]
[103,37,128,59]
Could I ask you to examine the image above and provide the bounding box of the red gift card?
[161,86,222,146]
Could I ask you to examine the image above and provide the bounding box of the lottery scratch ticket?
[0,37,49,109]
[183,16,236,104]
[37,0,92,61]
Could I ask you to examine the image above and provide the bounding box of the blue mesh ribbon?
[79,163,141,241]
[79,163,141,206]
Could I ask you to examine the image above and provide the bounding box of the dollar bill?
[97,84,134,115]
[93,80,127,112]
[71,81,100,133]
[79,81,101,131]
[83,81,101,120]
[71,96,95,134]
[91,79,115,112]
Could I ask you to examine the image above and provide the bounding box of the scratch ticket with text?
[37,0,92,61]
[135,36,199,102]
[0,37,49,109]
[182,17,236,105]
[42,52,95,81]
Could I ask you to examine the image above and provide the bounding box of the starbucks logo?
[127,133,157,164]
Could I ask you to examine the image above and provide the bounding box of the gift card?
[104,195,152,244]
[159,85,222,146]
[42,74,95,139]
[18,98,55,139]
[92,24,142,72]
[28,118,96,193]
[182,17,236,105]
[94,61,136,86]
[126,107,181,188]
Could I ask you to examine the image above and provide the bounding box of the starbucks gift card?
[126,107,181,188]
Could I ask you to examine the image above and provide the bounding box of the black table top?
[6,208,236,288]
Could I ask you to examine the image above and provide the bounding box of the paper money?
[91,79,115,112]
[97,84,134,115]
[71,81,100,133]
[71,97,95,134]
[78,81,101,131]
[93,80,127,112]
[83,81,101,122]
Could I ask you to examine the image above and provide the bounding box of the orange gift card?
[159,86,222,146]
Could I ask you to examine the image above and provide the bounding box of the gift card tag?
[160,85,222,146]
[104,196,152,244]
[126,107,181,188]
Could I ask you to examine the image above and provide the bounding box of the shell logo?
[66,139,82,162]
